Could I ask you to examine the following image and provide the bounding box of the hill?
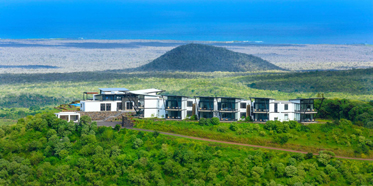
[1,114,373,185]
[137,43,283,72]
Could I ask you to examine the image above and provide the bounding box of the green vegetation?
[1,114,373,185]
[244,68,373,95]
[0,94,68,108]
[316,98,373,128]
[134,119,373,158]
[0,107,60,126]
[138,43,283,72]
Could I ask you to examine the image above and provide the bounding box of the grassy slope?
[134,119,373,158]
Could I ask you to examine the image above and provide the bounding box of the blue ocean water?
[0,0,372,44]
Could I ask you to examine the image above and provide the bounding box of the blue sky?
[0,0,372,43]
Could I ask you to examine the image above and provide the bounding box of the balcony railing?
[254,119,269,122]
[298,108,317,113]
[166,116,182,119]
[219,107,238,112]
[253,108,269,112]
[220,118,237,121]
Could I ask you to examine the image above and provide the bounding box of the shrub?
[217,126,228,133]
[206,119,212,126]
[199,118,207,126]
[153,131,160,138]
[245,116,252,122]
[114,124,121,131]
[190,115,197,120]
[253,124,260,131]
[211,117,220,125]
[305,152,313,159]
[229,124,238,131]
[273,134,289,144]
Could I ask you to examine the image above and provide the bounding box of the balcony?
[166,116,182,120]
[220,118,237,121]
[165,106,183,111]
[298,108,317,113]
[198,101,214,112]
[253,108,269,113]
[219,108,238,112]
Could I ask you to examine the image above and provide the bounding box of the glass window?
[117,102,122,111]
[240,103,246,109]
[240,112,246,118]
[100,103,105,111]
[187,101,193,107]
[187,111,193,116]
[285,104,288,110]
[106,103,111,111]
[285,114,288,120]
[126,102,133,110]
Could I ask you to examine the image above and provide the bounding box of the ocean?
[0,0,372,44]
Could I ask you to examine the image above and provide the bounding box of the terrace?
[165,96,183,111]
[198,97,214,112]
[218,98,238,112]
[252,97,271,113]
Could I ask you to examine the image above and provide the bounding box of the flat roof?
[162,95,190,98]
[99,88,129,92]
[289,98,324,101]
[195,96,242,99]
[250,97,275,100]
[129,88,164,94]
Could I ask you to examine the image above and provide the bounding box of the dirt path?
[125,127,373,161]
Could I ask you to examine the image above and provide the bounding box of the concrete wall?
[81,101,121,112]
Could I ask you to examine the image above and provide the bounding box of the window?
[126,102,133,110]
[240,112,246,118]
[106,103,111,111]
[117,102,122,111]
[240,103,246,109]
[187,111,193,117]
[100,103,105,111]
[274,103,278,112]
[285,104,288,110]
[274,117,278,121]
[187,101,193,107]
[285,114,288,120]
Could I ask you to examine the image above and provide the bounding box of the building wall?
[81,101,121,112]
[269,102,296,121]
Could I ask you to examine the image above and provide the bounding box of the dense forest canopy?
[138,44,283,72]
[0,114,373,185]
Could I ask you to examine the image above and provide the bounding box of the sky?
[0,0,372,44]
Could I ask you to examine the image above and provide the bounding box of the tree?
[133,138,143,149]
[211,117,220,125]
[285,166,298,177]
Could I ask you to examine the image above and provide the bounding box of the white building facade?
[79,88,320,123]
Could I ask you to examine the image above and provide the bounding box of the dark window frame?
[240,103,246,109]
[106,103,111,111]
[100,103,105,111]
[187,101,193,107]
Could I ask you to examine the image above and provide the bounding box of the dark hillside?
[138,43,283,72]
